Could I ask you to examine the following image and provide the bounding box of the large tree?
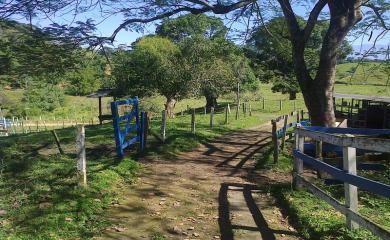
[157,14,256,109]
[112,36,189,117]
[247,17,353,100]
[1,0,388,126]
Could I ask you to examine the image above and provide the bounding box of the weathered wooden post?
[210,107,214,128]
[76,125,87,187]
[281,115,289,150]
[191,108,196,134]
[224,107,229,124]
[161,110,166,143]
[293,128,304,189]
[51,130,64,155]
[316,140,324,178]
[271,120,278,163]
[21,121,25,133]
[343,143,358,230]
[235,104,239,120]
[227,103,231,114]
[279,100,283,111]
[243,102,247,117]
[262,98,265,110]
[249,104,252,116]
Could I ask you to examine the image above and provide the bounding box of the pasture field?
[2,82,389,122]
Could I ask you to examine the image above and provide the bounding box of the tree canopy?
[247,16,353,100]
[1,0,389,125]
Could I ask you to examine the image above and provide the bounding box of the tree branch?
[363,2,390,30]
[277,0,301,40]
[303,0,327,41]
[106,0,255,42]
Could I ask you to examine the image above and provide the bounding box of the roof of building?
[334,93,390,103]
[86,89,114,98]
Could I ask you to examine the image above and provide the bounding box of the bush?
[22,83,65,113]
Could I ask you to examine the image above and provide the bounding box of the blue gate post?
[110,101,123,158]
[111,97,143,158]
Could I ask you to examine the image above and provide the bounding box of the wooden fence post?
[281,115,289,150]
[249,104,252,116]
[51,130,64,154]
[271,120,279,163]
[161,110,166,143]
[316,141,323,178]
[191,109,196,134]
[301,110,304,120]
[225,107,229,124]
[235,104,239,120]
[210,107,214,128]
[76,125,87,187]
[21,121,25,133]
[343,145,359,230]
[279,100,283,111]
[262,98,265,110]
[293,130,304,189]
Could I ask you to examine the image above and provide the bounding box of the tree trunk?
[281,0,362,126]
[164,98,176,118]
[205,94,218,110]
[289,91,297,100]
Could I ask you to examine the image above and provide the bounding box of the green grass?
[254,140,389,240]
[0,125,141,239]
[336,62,389,86]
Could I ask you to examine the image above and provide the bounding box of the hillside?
[336,62,389,86]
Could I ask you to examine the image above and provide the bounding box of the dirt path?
[98,124,301,240]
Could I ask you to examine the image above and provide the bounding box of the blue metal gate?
[110,97,146,158]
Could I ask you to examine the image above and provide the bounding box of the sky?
[11,1,390,51]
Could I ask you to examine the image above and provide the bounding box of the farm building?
[334,93,390,129]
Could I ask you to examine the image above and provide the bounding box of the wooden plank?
[343,146,359,230]
[296,175,390,240]
[294,150,390,197]
[296,128,390,153]
[271,120,278,163]
[281,115,289,150]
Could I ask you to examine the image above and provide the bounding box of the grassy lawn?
[254,140,389,240]
[336,62,389,86]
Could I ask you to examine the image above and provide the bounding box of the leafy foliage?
[22,82,65,114]
[247,17,353,99]
[112,36,188,101]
